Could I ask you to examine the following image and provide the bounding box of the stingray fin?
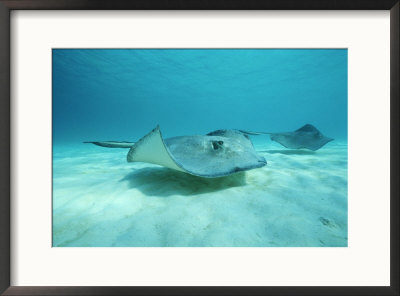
[127,126,185,173]
[84,141,135,148]
[295,124,320,133]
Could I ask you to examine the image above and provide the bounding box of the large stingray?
[85,126,267,178]
[248,124,333,151]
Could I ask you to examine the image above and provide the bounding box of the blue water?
[53,49,347,144]
[52,49,348,247]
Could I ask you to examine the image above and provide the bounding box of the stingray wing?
[305,136,334,151]
[127,126,185,173]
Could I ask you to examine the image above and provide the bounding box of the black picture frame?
[0,1,398,295]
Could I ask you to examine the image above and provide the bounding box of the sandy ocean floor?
[52,140,348,247]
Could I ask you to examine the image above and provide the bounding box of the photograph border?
[0,1,399,295]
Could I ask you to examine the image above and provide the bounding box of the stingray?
[85,126,267,178]
[245,124,333,151]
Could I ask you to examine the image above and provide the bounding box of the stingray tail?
[84,141,135,148]
[238,130,271,136]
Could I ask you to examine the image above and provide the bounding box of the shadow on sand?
[120,167,247,197]
[261,149,316,155]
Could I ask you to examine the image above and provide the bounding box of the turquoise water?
[52,49,348,247]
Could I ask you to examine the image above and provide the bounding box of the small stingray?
[243,124,333,151]
[269,124,333,151]
[85,126,267,178]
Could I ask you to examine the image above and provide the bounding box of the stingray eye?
[211,140,224,150]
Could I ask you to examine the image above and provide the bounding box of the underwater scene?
[52,49,348,247]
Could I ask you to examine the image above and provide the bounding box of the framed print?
[0,1,399,295]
